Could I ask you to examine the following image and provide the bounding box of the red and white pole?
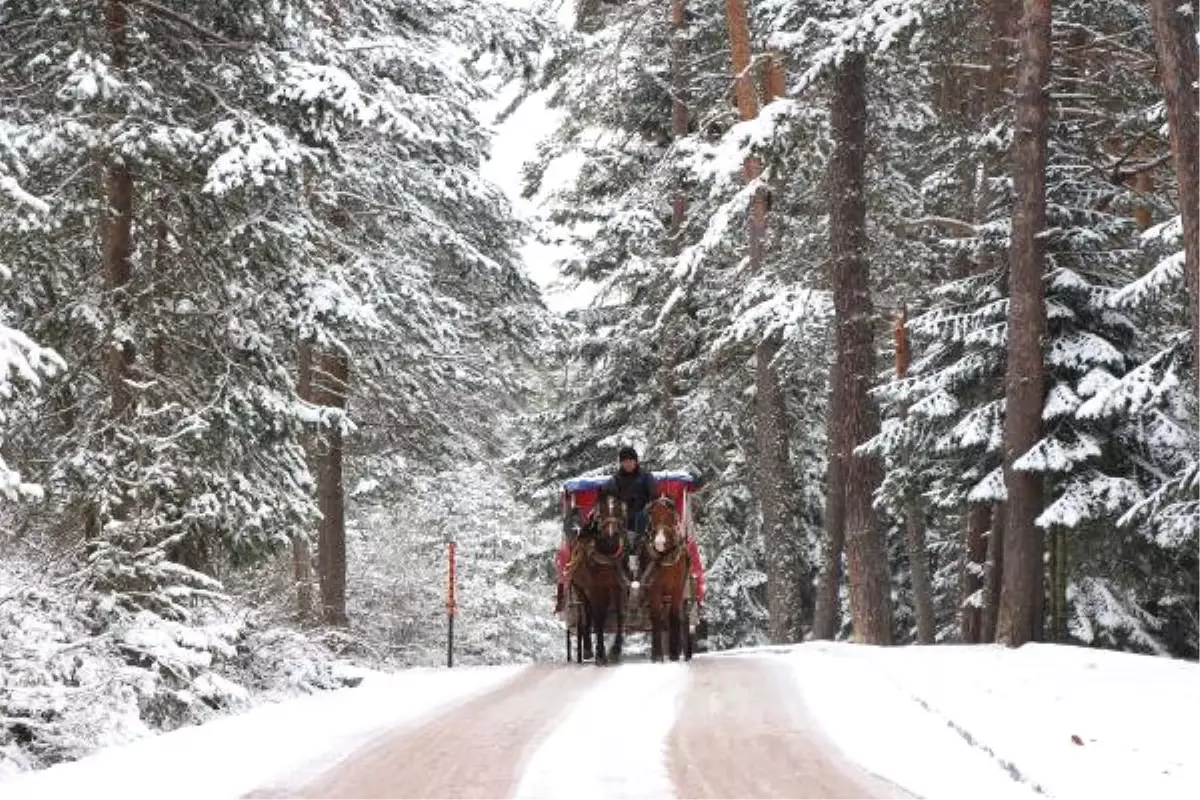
[447,538,457,667]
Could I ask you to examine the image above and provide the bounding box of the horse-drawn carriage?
[555,471,707,664]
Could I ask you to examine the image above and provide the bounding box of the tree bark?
[1047,528,1067,642]
[575,0,607,33]
[828,51,892,645]
[961,0,1015,644]
[660,0,689,439]
[724,0,757,123]
[1146,0,1199,375]
[317,350,349,626]
[670,0,689,239]
[721,0,807,641]
[982,502,1005,642]
[893,311,934,644]
[813,376,846,640]
[960,504,992,643]
[723,0,767,255]
[995,0,1051,649]
[294,341,317,623]
[756,334,808,642]
[104,0,134,423]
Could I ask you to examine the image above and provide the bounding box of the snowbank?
[0,664,524,800]
[785,641,1200,800]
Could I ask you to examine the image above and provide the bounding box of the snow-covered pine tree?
[1,0,564,767]
[513,0,841,646]
[861,0,1198,654]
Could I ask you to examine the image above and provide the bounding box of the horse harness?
[639,496,688,586]
[566,495,630,587]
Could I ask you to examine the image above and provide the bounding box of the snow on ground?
[513,662,686,800]
[782,641,1200,800]
[4,641,1195,800]
[0,663,524,800]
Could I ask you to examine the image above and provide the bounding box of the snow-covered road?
[247,655,906,799]
[4,642,1196,800]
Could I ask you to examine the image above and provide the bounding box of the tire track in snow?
[246,663,605,799]
[668,656,912,799]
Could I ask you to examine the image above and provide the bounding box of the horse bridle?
[648,497,684,564]
[595,495,626,544]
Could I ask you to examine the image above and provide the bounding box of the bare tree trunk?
[995,0,1051,649]
[813,386,846,640]
[724,0,757,123]
[960,504,992,643]
[828,51,892,645]
[293,342,317,623]
[904,513,934,643]
[721,0,807,642]
[756,334,807,642]
[660,0,689,439]
[1046,528,1068,641]
[982,502,1005,641]
[1147,0,1199,375]
[317,350,349,626]
[960,0,1016,644]
[104,0,134,424]
[670,0,689,240]
[576,0,606,33]
[893,311,934,644]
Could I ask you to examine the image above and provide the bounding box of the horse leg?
[576,587,585,662]
[612,589,624,663]
[668,598,683,661]
[650,595,664,663]
[593,595,608,666]
[581,600,593,661]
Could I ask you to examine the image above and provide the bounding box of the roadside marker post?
[447,536,457,668]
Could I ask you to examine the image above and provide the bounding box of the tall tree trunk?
[317,350,349,626]
[813,372,846,640]
[1047,528,1068,642]
[724,0,757,124]
[722,0,807,641]
[670,0,689,241]
[828,51,892,645]
[962,0,1017,639]
[756,334,807,642]
[576,0,606,33]
[995,0,1051,649]
[660,0,689,439]
[960,504,992,643]
[104,0,134,424]
[982,502,1005,641]
[1146,0,1199,375]
[294,342,317,623]
[893,311,934,644]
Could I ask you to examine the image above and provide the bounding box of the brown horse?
[641,496,691,662]
[561,505,593,662]
[570,492,627,665]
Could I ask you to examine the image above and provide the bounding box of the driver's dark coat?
[603,466,657,518]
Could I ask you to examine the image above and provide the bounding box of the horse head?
[593,492,627,556]
[648,496,680,556]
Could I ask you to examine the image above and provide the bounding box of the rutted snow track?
[244,656,910,799]
[246,664,605,799]
[669,657,909,799]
